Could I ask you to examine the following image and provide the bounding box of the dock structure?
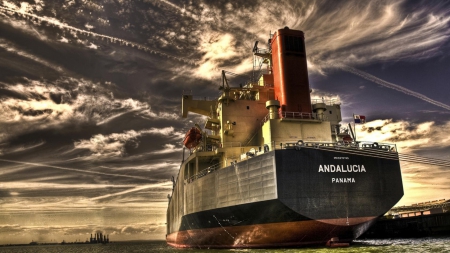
[389,199,450,217]
[362,199,450,238]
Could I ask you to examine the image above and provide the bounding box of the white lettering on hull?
[332,178,356,183]
[318,165,366,172]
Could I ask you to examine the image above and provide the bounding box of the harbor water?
[1,237,449,253]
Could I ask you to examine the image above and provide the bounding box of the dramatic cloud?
[356,119,450,152]
[73,127,182,158]
[0,77,158,145]
[179,0,450,77]
[0,4,197,65]
[355,119,450,205]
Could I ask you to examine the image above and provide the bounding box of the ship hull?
[167,198,377,248]
[167,219,375,248]
[166,147,403,248]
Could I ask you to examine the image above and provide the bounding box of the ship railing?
[192,144,218,153]
[280,111,313,120]
[261,111,314,125]
[192,96,219,101]
[187,162,222,183]
[358,141,397,152]
[182,90,218,101]
[274,140,397,152]
[254,81,274,88]
[222,142,241,148]
[254,48,270,54]
[311,98,341,105]
[252,70,274,87]
[261,113,271,125]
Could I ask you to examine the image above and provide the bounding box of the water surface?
[1,237,449,253]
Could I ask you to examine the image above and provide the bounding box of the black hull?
[167,199,377,248]
[167,148,404,248]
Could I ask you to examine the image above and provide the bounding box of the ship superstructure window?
[284,36,304,53]
[247,106,250,110]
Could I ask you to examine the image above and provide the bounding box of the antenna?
[221,70,230,89]
[252,41,259,53]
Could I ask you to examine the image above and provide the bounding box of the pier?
[362,199,450,238]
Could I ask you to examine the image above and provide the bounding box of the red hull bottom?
[167,217,376,248]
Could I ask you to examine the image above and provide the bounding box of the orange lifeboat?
[342,135,353,144]
[183,127,202,149]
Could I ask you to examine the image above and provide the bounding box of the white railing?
[311,98,341,105]
[261,111,314,125]
[222,142,241,148]
[279,111,313,119]
[279,140,398,152]
[187,162,222,183]
[192,96,218,101]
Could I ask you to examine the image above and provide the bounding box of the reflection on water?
[0,238,450,253]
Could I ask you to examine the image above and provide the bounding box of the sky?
[0,0,450,244]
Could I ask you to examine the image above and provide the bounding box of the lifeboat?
[342,135,353,144]
[183,127,202,149]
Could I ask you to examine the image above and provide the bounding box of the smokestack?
[271,27,312,114]
[266,100,280,119]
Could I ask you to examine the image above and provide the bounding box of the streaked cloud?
[86,42,98,50]
[0,3,198,66]
[0,39,62,72]
[337,65,450,111]
[90,182,172,201]
[0,182,133,190]
[150,144,182,155]
[0,158,156,181]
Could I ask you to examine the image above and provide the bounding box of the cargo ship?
[166,27,404,248]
